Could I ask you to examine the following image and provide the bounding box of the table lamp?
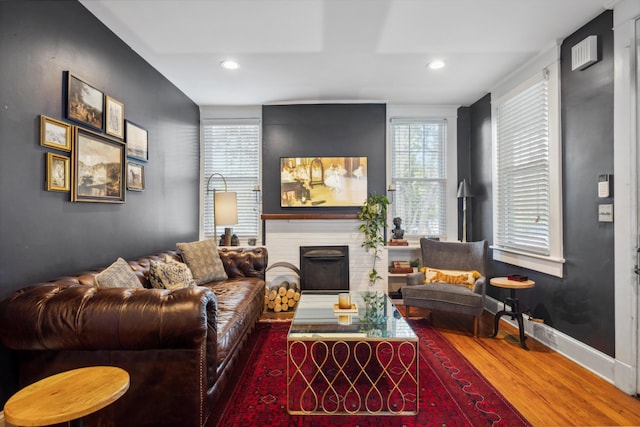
[207,173,238,246]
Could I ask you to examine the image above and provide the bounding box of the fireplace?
[299,246,349,291]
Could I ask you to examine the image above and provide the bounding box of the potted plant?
[358,192,390,287]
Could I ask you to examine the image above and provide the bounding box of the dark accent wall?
[457,107,472,241]
[461,11,615,356]
[262,104,387,215]
[0,0,199,403]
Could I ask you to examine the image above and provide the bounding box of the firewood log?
[278,285,287,297]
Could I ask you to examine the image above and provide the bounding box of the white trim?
[485,296,616,385]
[199,105,261,119]
[263,99,387,105]
[491,42,561,99]
[613,0,640,395]
[386,105,459,242]
[491,246,565,278]
[198,113,262,241]
[491,45,564,277]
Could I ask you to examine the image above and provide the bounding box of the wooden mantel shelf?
[261,213,358,220]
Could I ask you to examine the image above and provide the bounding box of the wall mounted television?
[280,157,367,207]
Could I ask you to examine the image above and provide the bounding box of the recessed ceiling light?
[220,60,239,70]
[428,60,445,70]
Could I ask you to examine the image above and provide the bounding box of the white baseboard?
[485,296,616,386]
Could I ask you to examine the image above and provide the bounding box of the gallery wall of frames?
[40,71,148,203]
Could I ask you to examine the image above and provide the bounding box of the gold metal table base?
[287,338,418,415]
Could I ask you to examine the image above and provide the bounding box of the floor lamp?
[457,179,473,242]
[207,173,238,246]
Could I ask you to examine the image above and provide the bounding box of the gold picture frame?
[105,96,125,139]
[72,127,125,203]
[46,152,70,192]
[40,115,72,152]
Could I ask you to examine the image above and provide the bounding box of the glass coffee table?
[287,291,418,415]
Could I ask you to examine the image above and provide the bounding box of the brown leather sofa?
[0,246,267,427]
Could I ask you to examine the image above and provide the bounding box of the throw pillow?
[176,239,228,285]
[95,257,143,289]
[421,267,481,289]
[149,257,196,290]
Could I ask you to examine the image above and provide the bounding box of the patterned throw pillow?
[149,257,196,290]
[176,239,228,285]
[95,257,143,288]
[421,267,481,289]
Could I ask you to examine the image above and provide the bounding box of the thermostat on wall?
[598,174,611,198]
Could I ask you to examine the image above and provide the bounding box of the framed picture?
[40,115,71,151]
[127,161,145,191]
[72,127,125,203]
[280,156,368,207]
[105,96,125,139]
[125,120,148,161]
[46,152,70,192]
[66,72,104,131]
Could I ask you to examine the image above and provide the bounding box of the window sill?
[491,246,565,278]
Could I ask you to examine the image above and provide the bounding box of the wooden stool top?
[4,366,129,426]
[490,276,535,289]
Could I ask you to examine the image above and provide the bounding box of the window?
[201,119,260,241]
[492,52,564,277]
[390,119,447,238]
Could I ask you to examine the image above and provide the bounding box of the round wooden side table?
[3,366,130,427]
[489,277,535,350]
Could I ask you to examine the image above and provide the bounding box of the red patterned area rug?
[216,319,530,427]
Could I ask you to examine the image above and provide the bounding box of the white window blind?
[495,74,550,256]
[390,119,447,237]
[202,120,260,240]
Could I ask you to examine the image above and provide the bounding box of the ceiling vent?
[571,35,598,71]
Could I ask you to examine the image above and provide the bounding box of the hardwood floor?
[396,306,640,426]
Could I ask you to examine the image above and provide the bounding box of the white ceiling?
[80,0,610,107]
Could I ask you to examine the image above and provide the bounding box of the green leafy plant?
[358,192,389,287]
[361,291,388,334]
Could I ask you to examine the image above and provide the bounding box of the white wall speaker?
[571,35,598,71]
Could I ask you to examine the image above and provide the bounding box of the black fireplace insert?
[299,245,349,291]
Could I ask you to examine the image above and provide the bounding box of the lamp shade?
[214,191,238,226]
[457,179,473,198]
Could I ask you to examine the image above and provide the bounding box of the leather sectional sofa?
[0,245,267,427]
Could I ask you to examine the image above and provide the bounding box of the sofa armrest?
[219,247,268,280]
[406,272,425,286]
[0,284,218,354]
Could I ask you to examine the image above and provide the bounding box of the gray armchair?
[402,238,488,337]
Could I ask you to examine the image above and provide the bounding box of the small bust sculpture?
[392,216,404,240]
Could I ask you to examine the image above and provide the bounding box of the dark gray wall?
[457,107,472,241]
[261,104,387,215]
[0,0,200,403]
[462,11,615,356]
